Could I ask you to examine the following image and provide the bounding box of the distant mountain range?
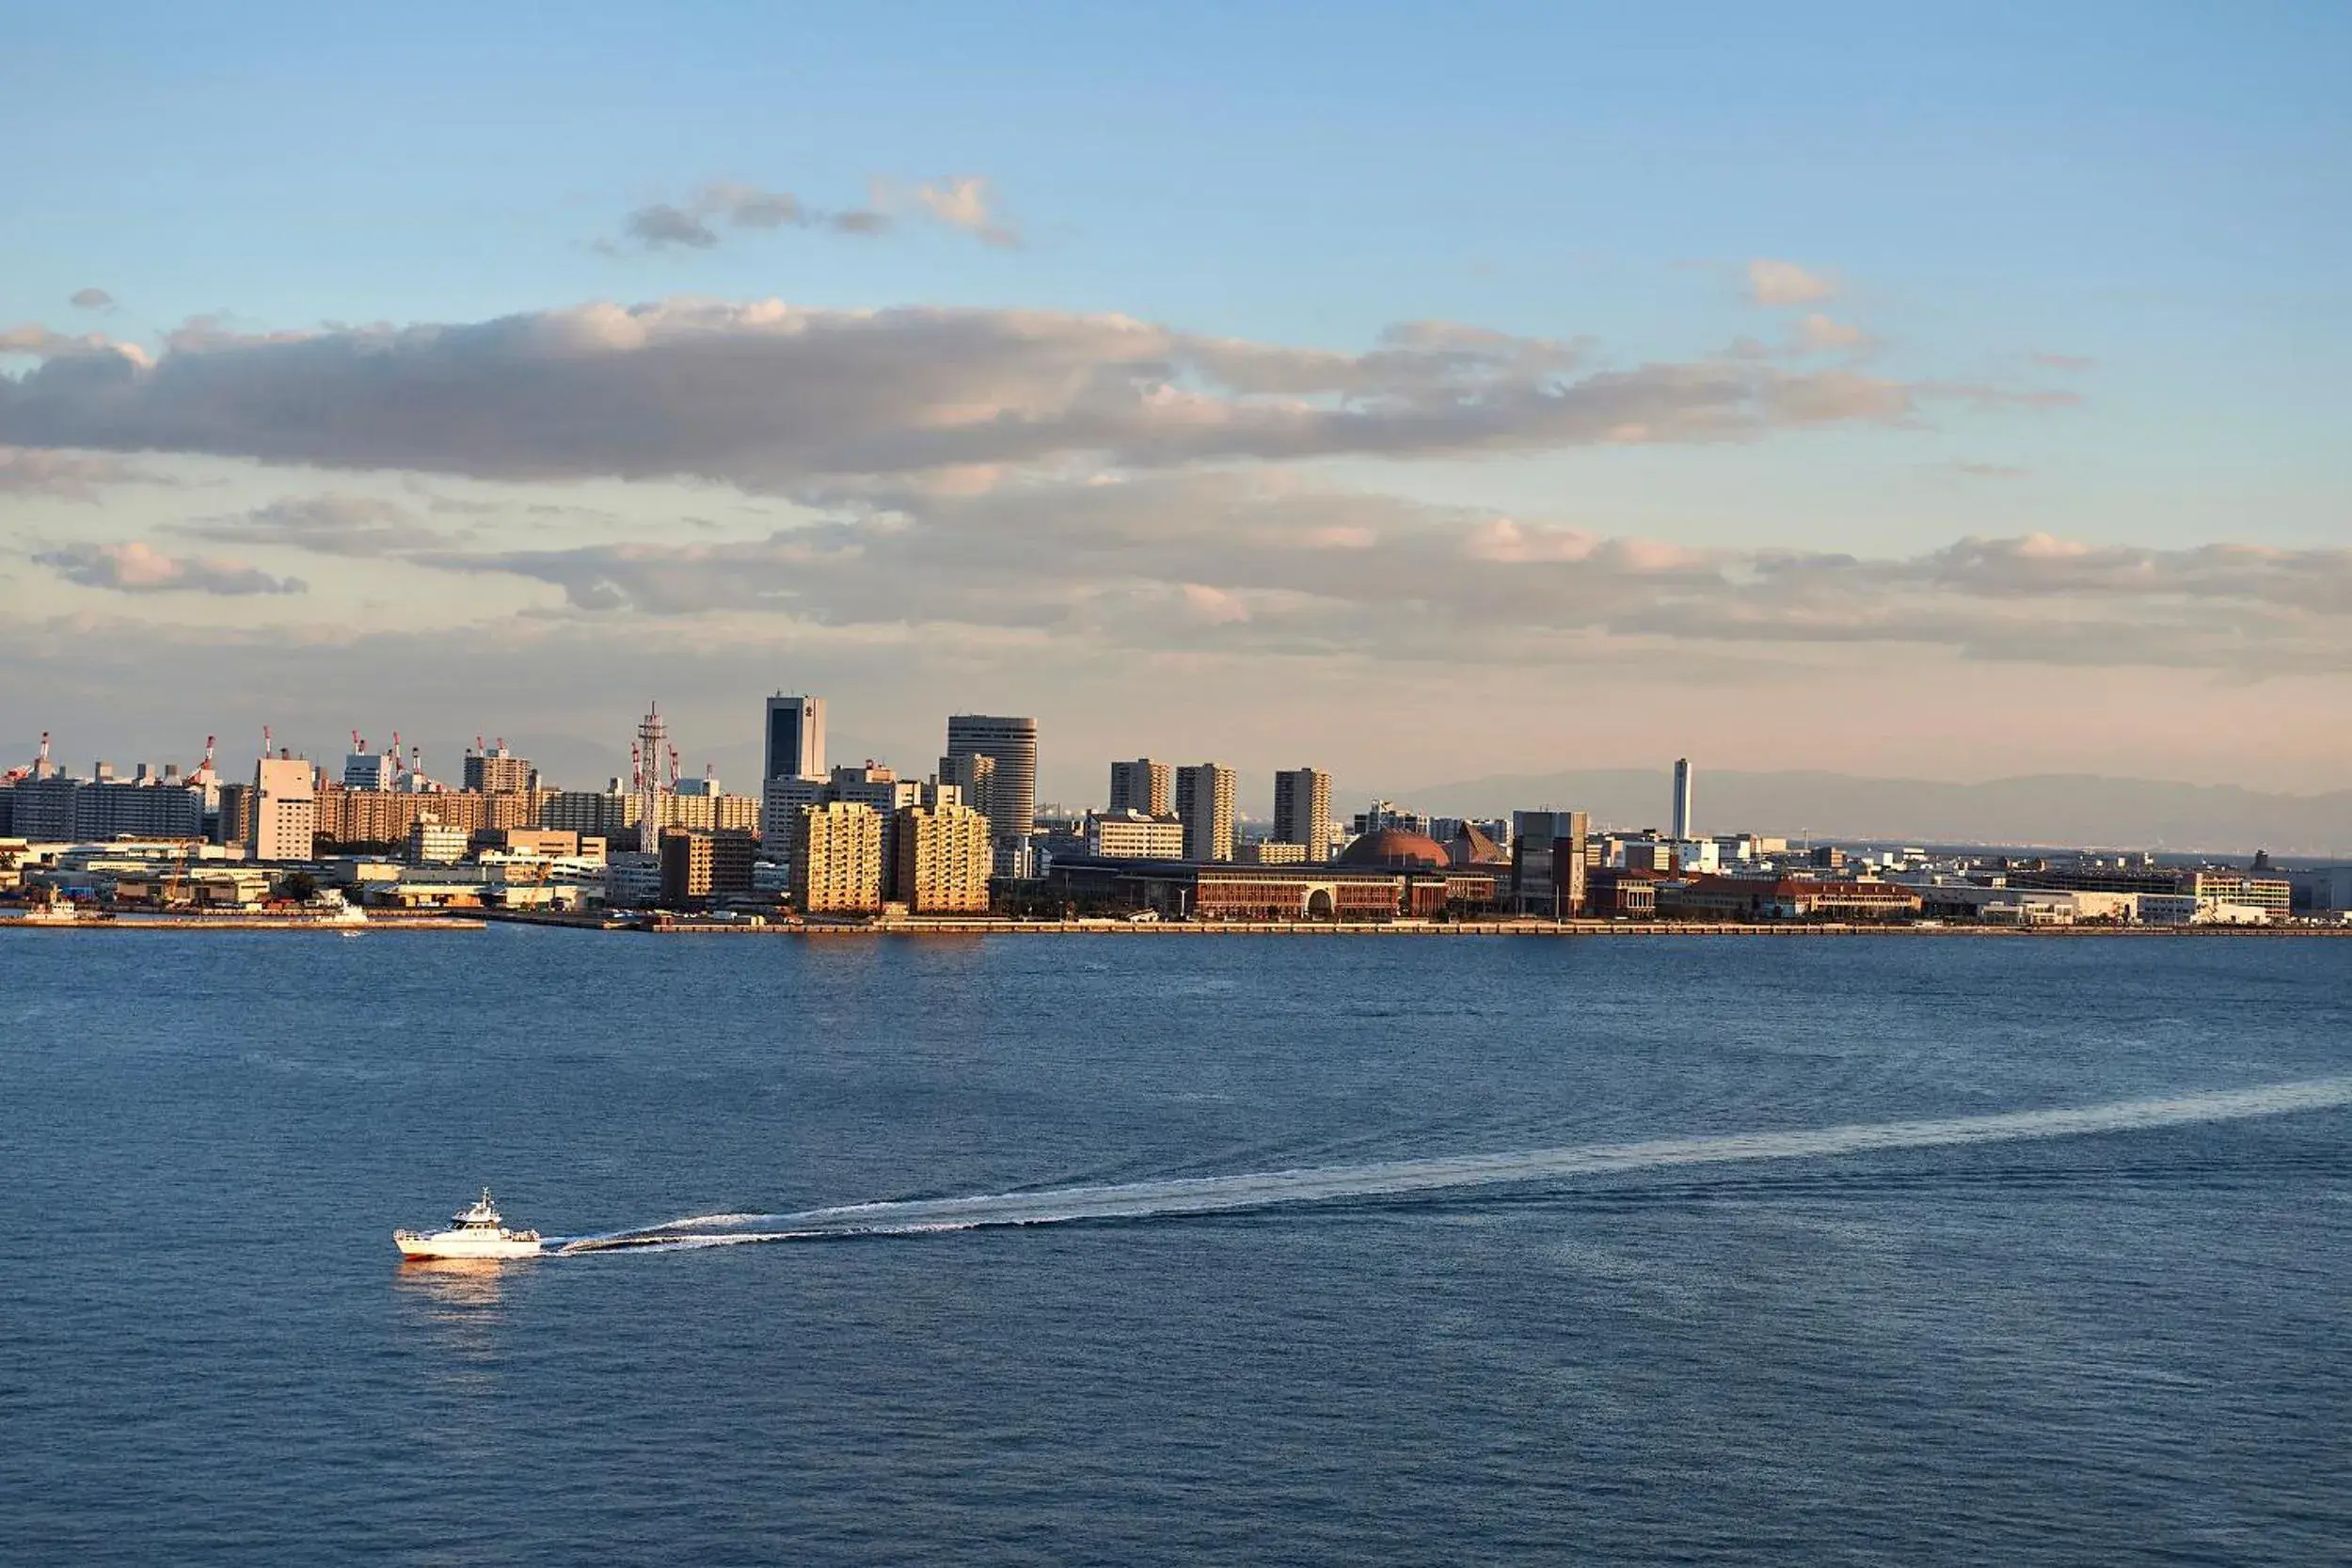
[1400,769,2352,858]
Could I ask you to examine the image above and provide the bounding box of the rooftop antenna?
[262,724,272,762]
[475,734,486,756]
[37,730,51,766]
[352,729,364,755]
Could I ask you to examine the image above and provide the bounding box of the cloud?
[616,182,896,250]
[69,289,115,312]
[0,296,2026,488]
[177,493,446,557]
[622,202,722,249]
[0,447,166,499]
[1789,313,1872,355]
[403,470,2352,673]
[33,540,305,595]
[1943,461,2029,480]
[910,176,1020,247]
[611,176,1009,251]
[1746,259,1837,307]
[1,324,149,364]
[2030,352,2095,372]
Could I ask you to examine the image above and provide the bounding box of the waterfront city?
[5,694,2344,933]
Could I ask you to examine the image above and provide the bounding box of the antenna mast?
[635,701,668,853]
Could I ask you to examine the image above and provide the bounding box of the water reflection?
[390,1259,516,1360]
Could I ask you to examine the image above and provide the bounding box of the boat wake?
[556,1077,2352,1256]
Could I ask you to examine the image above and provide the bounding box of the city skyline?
[6,8,2352,804]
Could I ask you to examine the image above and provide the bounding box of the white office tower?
[1672,758,1693,842]
[342,740,394,792]
[252,754,317,863]
[945,715,1039,842]
[765,694,826,783]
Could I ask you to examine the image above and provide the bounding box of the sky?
[3,2,2348,814]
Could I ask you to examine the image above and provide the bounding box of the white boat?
[394,1189,544,1259]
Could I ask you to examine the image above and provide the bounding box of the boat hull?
[393,1231,543,1259]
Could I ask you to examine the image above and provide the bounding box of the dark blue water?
[4,931,2348,1565]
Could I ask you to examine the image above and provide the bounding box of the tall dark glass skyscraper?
[765,694,826,782]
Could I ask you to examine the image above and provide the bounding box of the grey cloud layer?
[413,475,2352,672]
[0,447,166,499]
[0,298,1963,487]
[177,494,448,557]
[33,540,305,596]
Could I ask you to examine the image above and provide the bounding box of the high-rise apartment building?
[72,778,206,841]
[464,743,536,795]
[1108,758,1172,816]
[5,776,80,840]
[765,694,827,782]
[213,783,253,847]
[660,827,756,909]
[1672,758,1693,841]
[1272,768,1332,858]
[1173,763,1236,863]
[945,715,1038,841]
[789,800,883,914]
[824,764,922,898]
[252,755,317,863]
[895,802,994,913]
[937,752,995,822]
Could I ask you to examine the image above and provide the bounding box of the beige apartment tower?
[936,752,996,823]
[1173,763,1237,863]
[1108,758,1172,817]
[790,800,884,914]
[1271,768,1332,859]
[895,802,994,913]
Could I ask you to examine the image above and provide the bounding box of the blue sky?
[4,3,2348,801]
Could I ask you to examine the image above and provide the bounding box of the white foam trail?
[561,1077,2352,1254]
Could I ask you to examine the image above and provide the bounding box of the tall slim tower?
[1272,767,1332,855]
[945,715,1038,841]
[1672,758,1693,841]
[636,702,669,854]
[765,693,826,782]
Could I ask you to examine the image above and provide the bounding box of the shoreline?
[562,912,2352,939]
[8,911,2342,938]
[0,915,486,931]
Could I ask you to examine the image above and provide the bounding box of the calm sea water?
[4,930,2348,1565]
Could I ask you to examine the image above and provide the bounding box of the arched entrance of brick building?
[1305,888,1336,920]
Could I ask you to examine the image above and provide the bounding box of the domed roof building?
[1336,827,1454,871]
